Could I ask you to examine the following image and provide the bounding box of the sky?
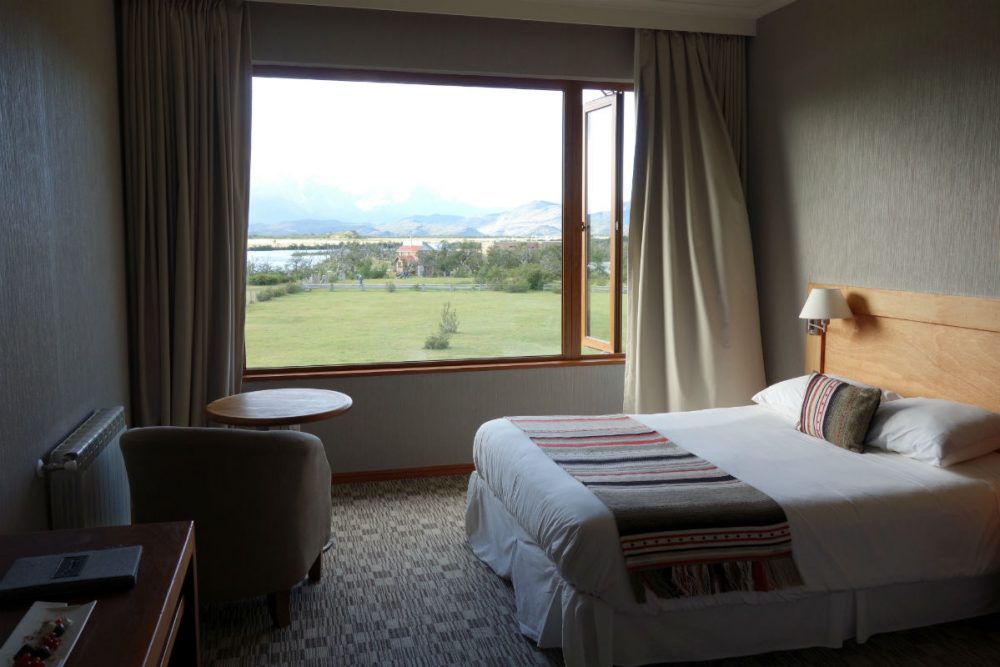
[251,77,565,223]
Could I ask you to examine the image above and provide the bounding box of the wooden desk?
[206,388,352,428]
[0,522,198,667]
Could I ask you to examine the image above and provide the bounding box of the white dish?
[0,600,96,666]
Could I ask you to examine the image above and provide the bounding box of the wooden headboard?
[804,284,1000,413]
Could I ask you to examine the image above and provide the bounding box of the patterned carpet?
[201,475,1000,666]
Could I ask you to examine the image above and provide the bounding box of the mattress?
[471,405,1000,613]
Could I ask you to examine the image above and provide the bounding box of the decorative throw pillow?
[797,373,881,452]
[752,374,900,423]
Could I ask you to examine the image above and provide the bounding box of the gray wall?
[250,2,634,82]
[0,0,130,532]
[245,363,625,473]
[748,0,1000,382]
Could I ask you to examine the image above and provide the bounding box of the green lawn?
[245,288,558,367]
[245,284,619,368]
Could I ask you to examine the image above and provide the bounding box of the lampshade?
[799,288,853,320]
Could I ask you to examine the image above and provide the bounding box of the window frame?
[243,66,631,380]
[581,92,625,355]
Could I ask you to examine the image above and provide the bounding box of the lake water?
[247,249,328,269]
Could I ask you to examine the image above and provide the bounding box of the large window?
[245,71,632,374]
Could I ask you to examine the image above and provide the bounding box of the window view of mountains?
[248,200,631,239]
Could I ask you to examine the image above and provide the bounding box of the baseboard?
[332,463,475,484]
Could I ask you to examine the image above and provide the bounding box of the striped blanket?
[509,415,803,602]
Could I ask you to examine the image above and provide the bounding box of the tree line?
[248,238,613,292]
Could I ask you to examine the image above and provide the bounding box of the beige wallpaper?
[0,0,130,532]
[748,0,1000,382]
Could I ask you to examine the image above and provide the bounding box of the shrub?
[439,302,458,334]
[255,285,294,302]
[385,281,397,293]
[502,279,530,293]
[248,271,288,286]
[412,284,423,291]
[424,332,450,349]
[512,263,547,291]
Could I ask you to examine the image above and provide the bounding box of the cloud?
[250,77,563,215]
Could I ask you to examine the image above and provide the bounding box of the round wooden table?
[206,388,352,429]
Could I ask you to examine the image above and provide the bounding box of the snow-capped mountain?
[248,200,629,238]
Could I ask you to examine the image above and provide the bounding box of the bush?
[424,332,450,349]
[512,263,547,291]
[248,271,288,286]
[439,302,458,334]
[385,281,397,293]
[478,262,554,292]
[502,279,530,293]
[255,284,296,302]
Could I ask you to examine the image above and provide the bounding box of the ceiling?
[255,0,799,36]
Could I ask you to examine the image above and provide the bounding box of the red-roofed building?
[394,242,437,277]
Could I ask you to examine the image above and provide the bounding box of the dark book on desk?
[0,545,142,600]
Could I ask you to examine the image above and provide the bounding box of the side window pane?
[246,78,563,368]
[622,91,635,350]
[584,100,614,347]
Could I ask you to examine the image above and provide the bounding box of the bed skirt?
[465,471,1000,667]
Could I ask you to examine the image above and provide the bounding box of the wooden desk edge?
[141,521,198,667]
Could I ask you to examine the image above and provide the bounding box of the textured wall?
[250,2,634,82]
[245,363,625,473]
[748,0,1000,382]
[0,0,130,532]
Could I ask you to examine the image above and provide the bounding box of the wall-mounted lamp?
[799,287,853,373]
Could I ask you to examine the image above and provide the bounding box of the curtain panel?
[120,0,251,426]
[624,30,765,413]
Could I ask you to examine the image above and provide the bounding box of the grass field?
[245,281,620,368]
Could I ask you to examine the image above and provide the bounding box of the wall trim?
[332,463,475,484]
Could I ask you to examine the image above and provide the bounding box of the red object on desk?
[0,522,198,667]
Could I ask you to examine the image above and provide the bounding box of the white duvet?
[472,406,1000,612]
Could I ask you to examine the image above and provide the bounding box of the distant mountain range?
[248,200,630,239]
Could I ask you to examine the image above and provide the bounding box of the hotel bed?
[465,285,1000,666]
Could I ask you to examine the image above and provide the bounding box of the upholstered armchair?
[120,427,332,627]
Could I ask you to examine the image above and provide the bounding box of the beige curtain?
[624,30,765,413]
[120,0,251,426]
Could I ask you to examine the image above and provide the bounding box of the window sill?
[243,354,625,381]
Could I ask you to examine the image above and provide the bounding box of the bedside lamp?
[799,288,853,373]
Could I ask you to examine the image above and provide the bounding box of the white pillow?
[752,374,900,422]
[751,375,812,421]
[865,398,1000,467]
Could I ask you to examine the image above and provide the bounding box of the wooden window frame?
[244,66,630,381]
[581,92,625,355]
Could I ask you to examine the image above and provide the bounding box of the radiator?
[40,406,131,530]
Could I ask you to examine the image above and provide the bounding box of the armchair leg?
[308,553,322,582]
[268,590,291,628]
